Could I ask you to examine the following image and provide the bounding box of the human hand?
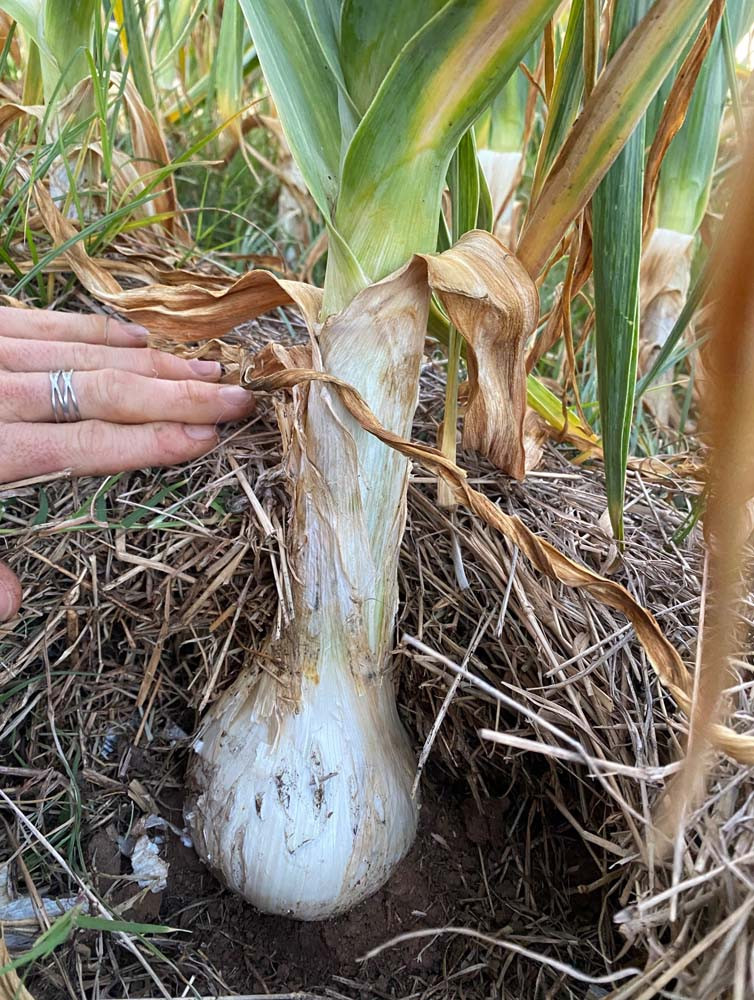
[0,307,254,621]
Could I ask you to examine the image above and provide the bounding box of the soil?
[162,782,511,994]
[69,760,603,998]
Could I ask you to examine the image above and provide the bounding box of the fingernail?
[188,359,222,378]
[184,424,218,441]
[218,386,253,406]
[122,323,149,343]
[0,583,17,622]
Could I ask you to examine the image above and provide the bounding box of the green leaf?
[41,0,97,102]
[449,128,480,239]
[526,373,599,448]
[237,0,342,221]
[476,155,494,231]
[476,37,537,155]
[0,0,42,45]
[592,0,649,543]
[118,0,157,111]
[519,0,711,277]
[656,22,726,234]
[657,0,753,234]
[0,908,77,975]
[32,487,49,526]
[211,0,245,132]
[530,0,584,202]
[333,0,560,289]
[339,0,446,116]
[304,0,360,137]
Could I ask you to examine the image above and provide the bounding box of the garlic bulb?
[187,659,418,920]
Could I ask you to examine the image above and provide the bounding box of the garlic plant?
[186,0,558,919]
[181,0,715,920]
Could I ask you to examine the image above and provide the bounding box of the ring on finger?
[49,369,82,423]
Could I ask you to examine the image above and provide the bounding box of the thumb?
[0,561,22,622]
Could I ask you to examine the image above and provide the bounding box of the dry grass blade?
[359,925,640,985]
[0,939,35,1000]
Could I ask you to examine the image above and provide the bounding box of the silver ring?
[49,370,82,423]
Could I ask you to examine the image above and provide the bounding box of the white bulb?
[187,659,419,920]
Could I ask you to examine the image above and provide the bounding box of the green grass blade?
[75,915,178,934]
[592,0,649,543]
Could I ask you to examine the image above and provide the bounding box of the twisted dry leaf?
[244,350,754,766]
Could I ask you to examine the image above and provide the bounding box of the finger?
[0,561,22,622]
[0,370,255,424]
[1,421,219,482]
[0,306,150,347]
[0,337,221,381]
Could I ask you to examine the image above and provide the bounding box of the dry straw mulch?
[1,314,753,1000]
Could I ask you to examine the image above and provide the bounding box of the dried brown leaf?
[422,233,539,479]
[658,136,754,836]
